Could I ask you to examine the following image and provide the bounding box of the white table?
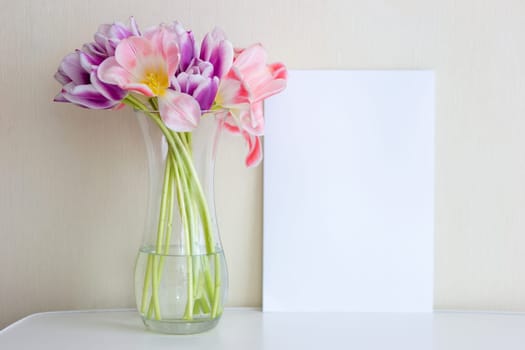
[1,309,525,349]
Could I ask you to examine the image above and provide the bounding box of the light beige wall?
[1,0,525,328]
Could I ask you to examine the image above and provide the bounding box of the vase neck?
[136,111,223,255]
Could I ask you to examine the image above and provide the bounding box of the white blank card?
[263,70,434,312]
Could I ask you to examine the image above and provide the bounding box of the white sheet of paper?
[263,70,434,312]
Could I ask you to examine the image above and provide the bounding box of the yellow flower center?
[142,69,169,96]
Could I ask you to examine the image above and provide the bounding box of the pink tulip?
[216,44,287,167]
[98,26,201,132]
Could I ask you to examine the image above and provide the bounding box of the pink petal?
[113,102,126,110]
[120,82,154,96]
[269,62,288,80]
[114,36,151,73]
[241,101,264,136]
[215,111,241,133]
[223,121,240,133]
[229,45,287,102]
[98,57,132,86]
[252,78,287,103]
[233,44,267,74]
[98,57,154,96]
[144,26,180,77]
[243,133,262,167]
[218,78,249,105]
[251,62,287,102]
[158,90,201,132]
[217,111,241,134]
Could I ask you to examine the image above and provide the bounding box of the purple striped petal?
[193,76,218,111]
[174,60,212,92]
[94,18,140,57]
[53,92,68,102]
[175,62,218,111]
[187,59,213,77]
[90,70,126,101]
[200,28,233,78]
[129,16,141,36]
[81,43,107,65]
[167,21,196,72]
[59,52,90,85]
[94,24,113,54]
[79,51,97,71]
[54,68,72,85]
[176,72,198,95]
[109,22,133,40]
[54,17,141,110]
[60,83,117,109]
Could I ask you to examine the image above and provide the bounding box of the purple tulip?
[173,59,219,111]
[54,51,123,109]
[166,21,197,73]
[166,23,233,111]
[199,28,233,79]
[54,17,140,109]
[95,17,141,56]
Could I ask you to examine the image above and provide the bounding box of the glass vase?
[134,110,228,334]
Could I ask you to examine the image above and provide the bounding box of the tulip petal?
[114,37,149,73]
[252,78,287,103]
[231,44,268,77]
[129,16,141,36]
[54,68,72,85]
[226,45,287,103]
[98,57,132,84]
[144,26,180,77]
[94,18,140,57]
[241,101,264,136]
[53,92,68,103]
[269,62,288,80]
[200,28,233,78]
[222,118,241,133]
[90,70,126,101]
[168,21,196,72]
[60,83,117,109]
[158,90,201,132]
[54,18,141,110]
[98,57,155,96]
[243,132,262,167]
[193,76,219,111]
[59,52,89,85]
[218,78,248,105]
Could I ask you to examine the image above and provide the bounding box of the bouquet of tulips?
[54,17,286,166]
[54,17,286,325]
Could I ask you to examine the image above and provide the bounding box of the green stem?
[156,156,171,252]
[149,156,172,320]
[126,95,216,252]
[163,156,175,255]
[171,131,215,252]
[140,254,153,314]
[146,154,176,317]
[211,254,222,317]
[124,95,220,320]
[150,255,161,319]
[173,158,194,319]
